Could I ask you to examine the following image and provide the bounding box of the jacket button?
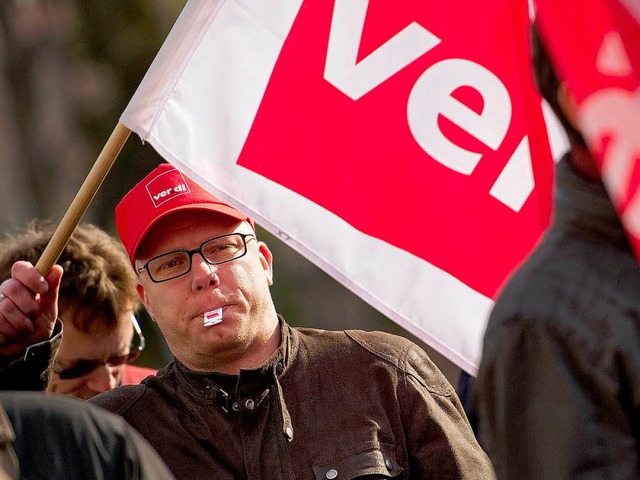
[385,458,393,470]
[232,402,240,412]
[245,399,255,411]
[325,469,338,479]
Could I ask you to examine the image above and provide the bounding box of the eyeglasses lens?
[145,233,250,282]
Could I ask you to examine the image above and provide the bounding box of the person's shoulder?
[2,391,131,438]
[344,329,416,365]
[347,331,452,393]
[484,239,571,336]
[296,327,425,364]
[2,391,177,479]
[298,328,454,396]
[296,326,407,345]
[294,327,410,358]
[89,384,147,415]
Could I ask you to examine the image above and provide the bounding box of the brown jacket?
[91,319,494,479]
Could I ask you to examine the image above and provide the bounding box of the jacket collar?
[172,316,296,405]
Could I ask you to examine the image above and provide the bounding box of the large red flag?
[535,0,640,258]
[121,0,561,373]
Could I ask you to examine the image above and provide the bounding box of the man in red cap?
[0,163,495,479]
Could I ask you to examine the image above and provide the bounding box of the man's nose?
[191,253,219,290]
[85,363,119,393]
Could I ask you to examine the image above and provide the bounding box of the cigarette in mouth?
[204,307,223,327]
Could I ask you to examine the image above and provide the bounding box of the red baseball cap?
[116,163,254,264]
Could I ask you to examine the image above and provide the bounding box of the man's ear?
[557,81,580,131]
[257,242,274,286]
[136,283,155,322]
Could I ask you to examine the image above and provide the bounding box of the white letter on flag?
[324,0,441,100]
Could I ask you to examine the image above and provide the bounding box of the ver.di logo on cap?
[145,169,191,208]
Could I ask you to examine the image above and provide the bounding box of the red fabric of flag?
[237,0,554,298]
[535,0,640,259]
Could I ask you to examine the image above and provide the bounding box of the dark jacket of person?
[475,156,640,479]
[1,392,176,480]
[91,317,495,479]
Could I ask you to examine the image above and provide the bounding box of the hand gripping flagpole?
[0,123,131,347]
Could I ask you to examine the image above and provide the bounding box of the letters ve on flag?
[535,0,640,259]
[120,0,558,373]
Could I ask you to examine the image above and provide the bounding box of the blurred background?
[0,0,460,384]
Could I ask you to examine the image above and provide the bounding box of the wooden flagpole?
[35,122,131,274]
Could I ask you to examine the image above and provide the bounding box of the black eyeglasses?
[136,233,255,283]
[54,315,146,380]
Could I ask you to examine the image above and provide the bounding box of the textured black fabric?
[1,392,175,480]
[475,156,640,479]
[91,318,495,479]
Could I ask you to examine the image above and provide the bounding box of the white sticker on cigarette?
[204,307,223,327]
